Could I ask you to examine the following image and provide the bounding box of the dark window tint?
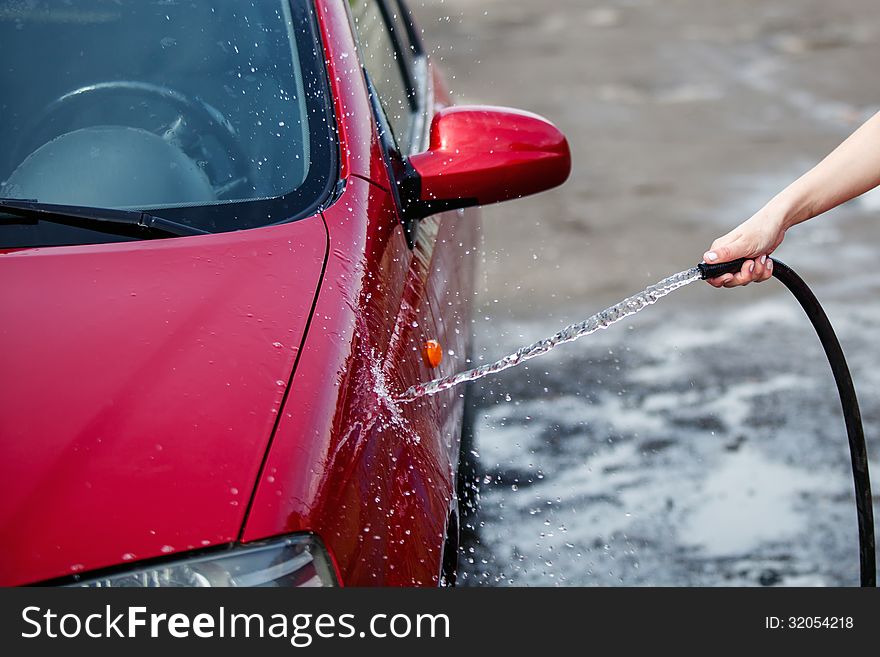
[0,0,336,246]
[349,0,413,152]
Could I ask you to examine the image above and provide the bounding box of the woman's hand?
[702,111,880,288]
[703,208,788,287]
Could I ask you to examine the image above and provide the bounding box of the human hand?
[703,209,787,287]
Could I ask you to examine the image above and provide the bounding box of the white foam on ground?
[678,447,836,555]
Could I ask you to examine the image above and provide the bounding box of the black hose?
[699,257,875,587]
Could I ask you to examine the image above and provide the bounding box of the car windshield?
[0,0,335,245]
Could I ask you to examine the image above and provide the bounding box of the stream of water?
[395,267,702,402]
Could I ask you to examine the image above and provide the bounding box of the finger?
[723,259,755,287]
[704,236,748,264]
[751,254,769,281]
[737,258,755,284]
[755,254,774,282]
[708,273,734,288]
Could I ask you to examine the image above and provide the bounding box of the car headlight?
[69,534,338,587]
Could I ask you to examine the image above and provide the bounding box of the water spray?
[396,257,875,587]
[397,267,702,402]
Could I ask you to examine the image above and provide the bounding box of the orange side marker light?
[424,339,443,368]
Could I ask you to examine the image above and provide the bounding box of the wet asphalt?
[410,0,880,586]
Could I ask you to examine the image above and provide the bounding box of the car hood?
[0,216,327,585]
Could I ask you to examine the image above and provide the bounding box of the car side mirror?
[402,105,571,220]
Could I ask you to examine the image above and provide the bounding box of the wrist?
[764,192,806,230]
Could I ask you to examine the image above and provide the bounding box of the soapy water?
[395,267,702,403]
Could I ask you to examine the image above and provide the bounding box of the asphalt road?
[411,0,880,586]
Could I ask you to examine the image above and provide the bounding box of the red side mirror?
[404,105,571,219]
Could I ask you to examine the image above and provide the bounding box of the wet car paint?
[0,219,327,585]
[241,1,480,585]
[0,0,479,586]
[408,105,571,209]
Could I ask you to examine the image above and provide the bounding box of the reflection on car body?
[0,0,569,587]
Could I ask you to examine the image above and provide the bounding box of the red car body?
[0,0,569,586]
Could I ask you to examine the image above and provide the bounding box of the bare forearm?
[703,109,880,288]
[771,110,880,228]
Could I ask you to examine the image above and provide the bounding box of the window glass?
[0,0,335,243]
[349,0,413,151]
[388,0,420,63]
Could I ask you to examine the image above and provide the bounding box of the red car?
[0,0,569,586]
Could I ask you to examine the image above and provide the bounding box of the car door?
[347,0,481,579]
[350,0,478,458]
[344,0,461,583]
[390,0,480,465]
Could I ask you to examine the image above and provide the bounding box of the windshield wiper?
[0,198,209,239]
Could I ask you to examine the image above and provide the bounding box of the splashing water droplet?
[395,268,701,402]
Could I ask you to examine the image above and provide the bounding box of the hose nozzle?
[698,257,749,280]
